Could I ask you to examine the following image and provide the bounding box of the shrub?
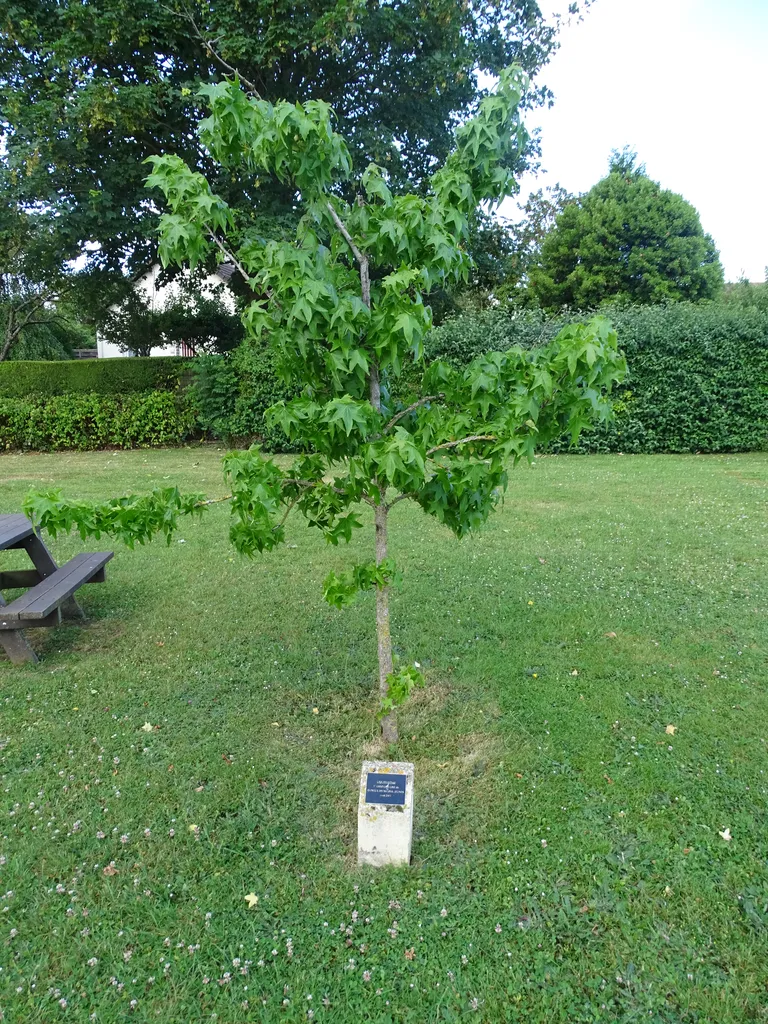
[0,391,197,451]
[0,357,187,398]
[188,342,298,450]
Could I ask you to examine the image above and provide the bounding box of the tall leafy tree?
[0,172,72,360]
[26,70,625,742]
[0,0,568,286]
[529,150,724,310]
[722,277,768,312]
[101,288,242,357]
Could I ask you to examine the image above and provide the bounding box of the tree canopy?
[1,0,567,289]
[529,151,724,309]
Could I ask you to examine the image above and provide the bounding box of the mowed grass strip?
[0,447,766,1023]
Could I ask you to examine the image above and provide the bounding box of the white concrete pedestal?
[358,761,414,867]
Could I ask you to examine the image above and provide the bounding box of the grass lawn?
[0,446,767,1023]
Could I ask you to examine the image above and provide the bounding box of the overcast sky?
[503,0,767,282]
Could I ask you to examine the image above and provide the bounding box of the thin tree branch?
[386,492,416,510]
[328,201,371,312]
[326,200,383,510]
[12,288,57,315]
[426,434,497,457]
[205,230,251,285]
[274,493,302,532]
[326,201,380,422]
[283,478,348,497]
[326,202,366,267]
[160,4,261,96]
[383,394,442,433]
[194,494,232,508]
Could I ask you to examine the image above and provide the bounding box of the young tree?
[26,71,625,742]
[529,150,724,310]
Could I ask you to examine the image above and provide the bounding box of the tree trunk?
[335,209,396,742]
[0,306,16,362]
[374,501,398,743]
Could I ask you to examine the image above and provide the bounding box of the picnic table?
[0,514,112,665]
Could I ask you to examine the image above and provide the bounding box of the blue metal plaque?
[365,772,406,806]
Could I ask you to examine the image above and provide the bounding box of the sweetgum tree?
[26,71,626,742]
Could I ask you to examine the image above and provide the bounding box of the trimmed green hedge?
[0,357,188,398]
[186,302,768,455]
[423,303,768,454]
[2,304,765,454]
[0,392,198,451]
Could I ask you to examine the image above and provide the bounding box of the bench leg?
[0,629,38,665]
[61,596,86,620]
[0,594,38,665]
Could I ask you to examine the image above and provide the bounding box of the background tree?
[503,183,574,298]
[101,287,243,357]
[0,184,71,361]
[0,0,576,302]
[428,184,574,319]
[26,69,624,743]
[529,149,724,310]
[722,275,768,312]
[3,303,94,360]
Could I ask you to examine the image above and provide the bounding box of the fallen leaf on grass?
[404,947,415,961]
[664,886,673,897]
[194,785,205,793]
[718,828,732,842]
[515,773,523,779]
[665,724,677,735]
[222,754,233,766]
[604,632,617,638]
[603,775,614,784]
[571,669,579,676]
[102,864,118,876]
[244,893,259,909]
[141,722,154,733]
[312,707,319,715]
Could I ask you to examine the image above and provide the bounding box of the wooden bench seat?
[0,514,33,551]
[0,552,113,627]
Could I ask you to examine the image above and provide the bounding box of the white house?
[96,265,236,358]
